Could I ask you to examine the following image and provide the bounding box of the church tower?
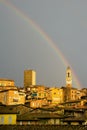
[66,66,72,88]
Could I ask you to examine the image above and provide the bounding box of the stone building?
[0,89,25,105]
[49,87,64,105]
[0,78,15,91]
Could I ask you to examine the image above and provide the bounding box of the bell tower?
[66,66,72,88]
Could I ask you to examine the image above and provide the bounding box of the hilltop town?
[0,67,87,126]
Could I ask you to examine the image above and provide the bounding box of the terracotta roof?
[17,112,64,121]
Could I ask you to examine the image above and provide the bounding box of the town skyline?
[0,66,87,127]
[0,0,87,88]
[0,66,81,89]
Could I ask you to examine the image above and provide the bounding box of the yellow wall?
[49,88,64,104]
[0,114,16,125]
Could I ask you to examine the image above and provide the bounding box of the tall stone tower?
[64,66,72,102]
[66,66,72,88]
[24,70,36,89]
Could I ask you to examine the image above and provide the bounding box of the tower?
[66,66,72,88]
[24,70,36,89]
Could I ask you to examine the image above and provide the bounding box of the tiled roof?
[0,106,18,114]
[62,117,85,122]
[0,104,29,114]
[17,112,64,121]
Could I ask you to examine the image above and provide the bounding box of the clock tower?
[66,66,72,88]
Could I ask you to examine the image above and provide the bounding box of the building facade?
[0,79,15,91]
[49,87,64,104]
[0,89,25,105]
[0,114,17,125]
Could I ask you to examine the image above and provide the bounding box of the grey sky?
[0,0,87,88]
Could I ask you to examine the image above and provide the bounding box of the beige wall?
[30,99,47,108]
[0,89,25,105]
[0,79,15,91]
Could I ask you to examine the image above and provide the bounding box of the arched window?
[68,72,70,77]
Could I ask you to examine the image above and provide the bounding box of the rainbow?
[1,0,82,89]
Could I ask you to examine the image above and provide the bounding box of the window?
[8,116,12,124]
[20,121,22,125]
[4,95,6,102]
[44,93,46,96]
[8,82,11,85]
[14,91,18,94]
[39,93,41,96]
[1,116,4,124]
[68,72,70,77]
[28,121,30,125]
[13,99,18,102]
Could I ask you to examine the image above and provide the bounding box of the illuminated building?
[0,89,25,105]
[0,79,15,86]
[0,79,15,91]
[49,87,64,104]
[27,85,46,99]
